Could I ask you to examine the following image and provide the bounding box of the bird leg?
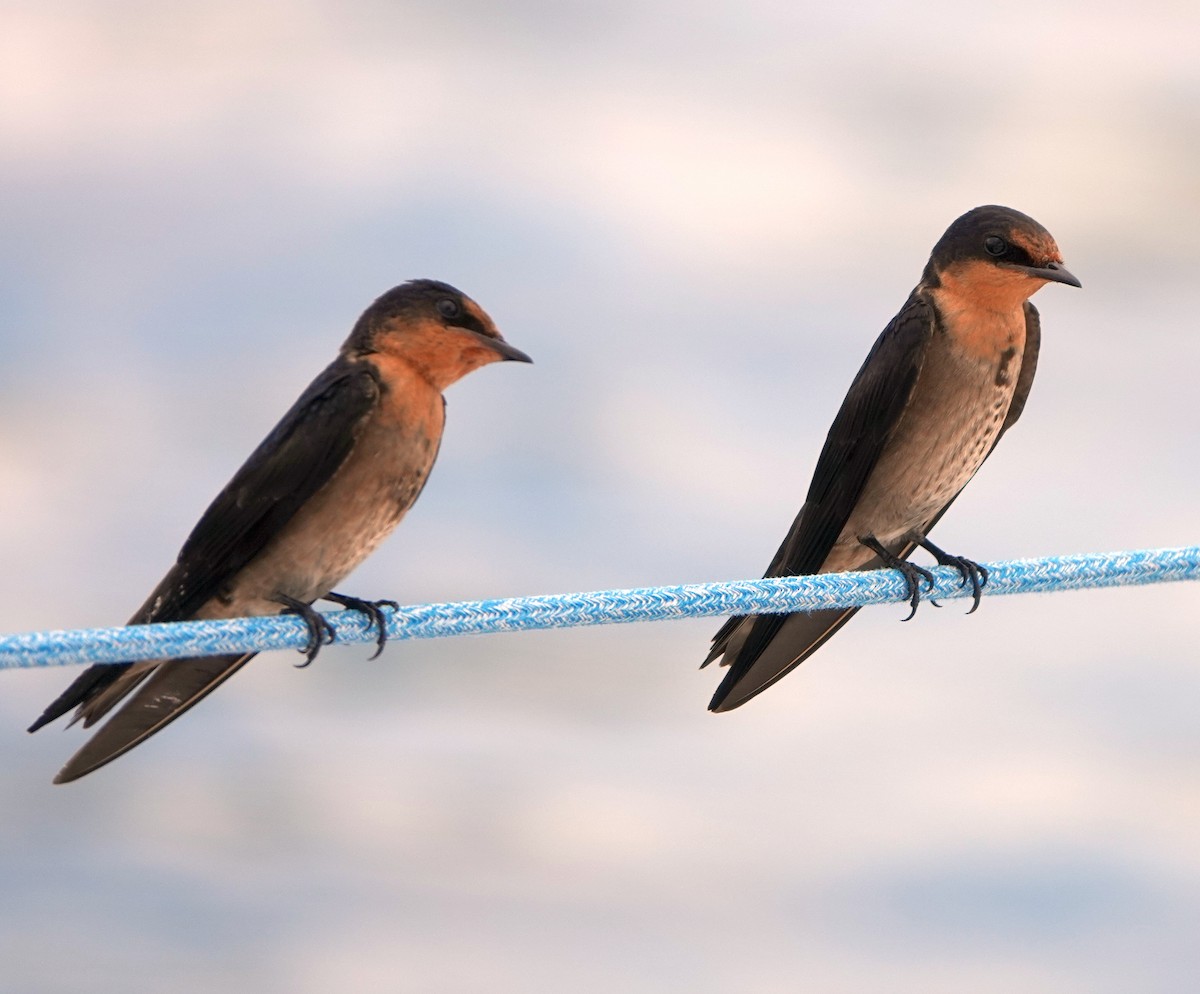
[859,535,935,622]
[915,536,989,614]
[322,592,399,659]
[276,594,337,667]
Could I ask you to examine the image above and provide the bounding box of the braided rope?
[2,545,1197,671]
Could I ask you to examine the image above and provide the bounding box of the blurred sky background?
[2,2,1199,992]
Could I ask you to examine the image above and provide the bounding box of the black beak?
[477,333,533,363]
[1024,261,1081,288]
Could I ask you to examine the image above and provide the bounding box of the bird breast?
[201,388,445,618]
[835,309,1026,558]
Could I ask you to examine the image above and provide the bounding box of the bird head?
[345,279,531,389]
[924,205,1081,307]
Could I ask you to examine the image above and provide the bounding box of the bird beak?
[476,333,533,363]
[1023,261,1081,288]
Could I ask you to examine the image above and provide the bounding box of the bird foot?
[277,595,337,667]
[859,535,935,622]
[323,592,399,659]
[917,538,989,613]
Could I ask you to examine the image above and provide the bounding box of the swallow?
[704,205,1080,712]
[29,279,531,783]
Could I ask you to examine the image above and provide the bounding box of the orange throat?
[929,262,1034,361]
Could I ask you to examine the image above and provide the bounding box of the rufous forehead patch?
[1008,227,1062,265]
[463,297,499,337]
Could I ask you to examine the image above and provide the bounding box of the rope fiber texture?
[2,545,1197,671]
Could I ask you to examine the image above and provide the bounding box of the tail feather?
[707,607,860,711]
[52,653,257,784]
[705,542,913,711]
[26,663,140,733]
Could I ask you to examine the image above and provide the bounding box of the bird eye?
[436,298,461,319]
[984,235,1008,257]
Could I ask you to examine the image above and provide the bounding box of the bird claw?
[859,535,935,621]
[323,592,398,659]
[277,595,337,667]
[895,562,936,621]
[918,538,989,613]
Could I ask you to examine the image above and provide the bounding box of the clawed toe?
[918,538,990,613]
[277,595,337,667]
[860,535,936,621]
[324,592,398,659]
[895,561,936,621]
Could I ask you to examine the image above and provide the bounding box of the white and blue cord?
[2,545,1196,671]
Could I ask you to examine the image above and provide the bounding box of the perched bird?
[30,279,531,783]
[704,205,1079,712]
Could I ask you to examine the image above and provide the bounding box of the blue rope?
[2,545,1197,671]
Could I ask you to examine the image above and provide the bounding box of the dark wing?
[134,357,384,625]
[1002,300,1040,435]
[28,357,382,735]
[706,291,938,710]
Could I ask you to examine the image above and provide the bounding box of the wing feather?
[706,292,937,707]
[28,357,381,734]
